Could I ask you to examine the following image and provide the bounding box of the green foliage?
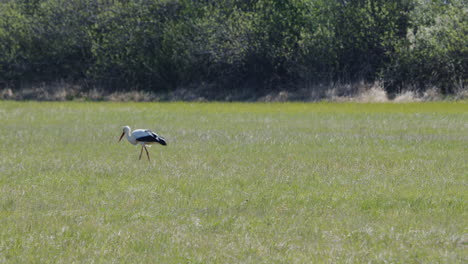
[385,0,468,93]
[0,0,466,94]
[0,2,33,81]
[298,0,413,82]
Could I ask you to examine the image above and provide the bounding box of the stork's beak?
[118,132,124,142]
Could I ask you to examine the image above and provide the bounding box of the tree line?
[1,0,466,96]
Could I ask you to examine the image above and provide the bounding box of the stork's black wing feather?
[136,130,167,146]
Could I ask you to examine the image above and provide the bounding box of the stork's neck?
[126,130,137,145]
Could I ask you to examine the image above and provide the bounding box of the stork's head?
[119,126,131,142]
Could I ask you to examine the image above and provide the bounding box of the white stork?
[118,126,167,161]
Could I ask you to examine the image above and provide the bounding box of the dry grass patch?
[0,81,466,102]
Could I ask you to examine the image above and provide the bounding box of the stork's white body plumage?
[119,126,167,161]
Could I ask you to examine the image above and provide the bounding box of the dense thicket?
[1,0,466,95]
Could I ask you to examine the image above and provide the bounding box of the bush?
[384,0,468,94]
[0,0,466,96]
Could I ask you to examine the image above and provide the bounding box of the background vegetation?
[0,0,467,97]
[0,101,467,262]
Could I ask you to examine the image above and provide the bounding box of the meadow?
[0,101,466,263]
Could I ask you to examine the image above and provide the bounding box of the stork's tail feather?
[157,136,167,146]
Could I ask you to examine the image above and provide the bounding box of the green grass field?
[0,101,467,263]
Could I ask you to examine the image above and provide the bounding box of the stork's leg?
[139,145,144,160]
[144,146,151,161]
